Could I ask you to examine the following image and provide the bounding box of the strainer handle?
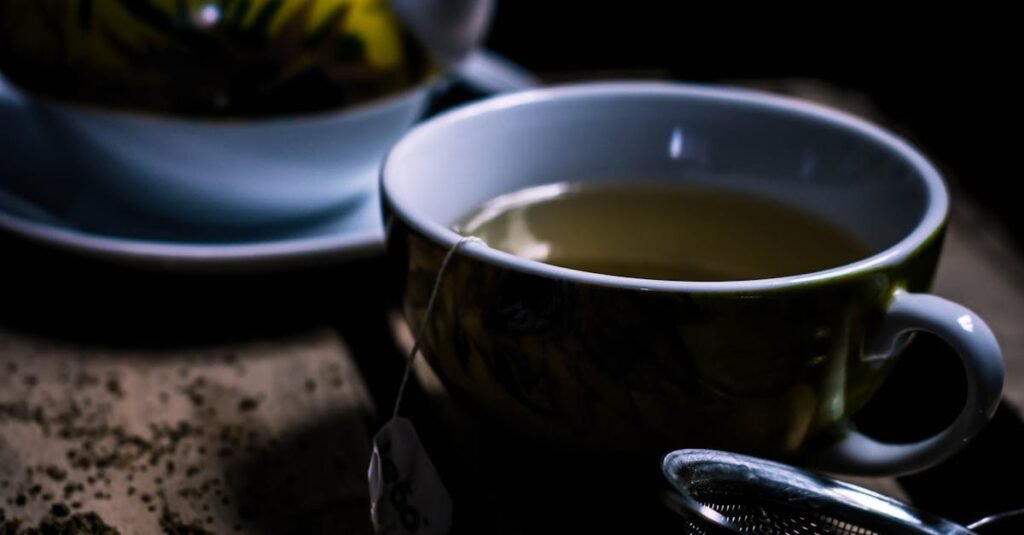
[808,290,1004,476]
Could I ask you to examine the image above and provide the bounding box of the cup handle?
[806,290,1004,476]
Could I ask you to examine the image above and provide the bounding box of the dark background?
[484,4,1021,248]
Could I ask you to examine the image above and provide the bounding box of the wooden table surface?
[1,83,1023,534]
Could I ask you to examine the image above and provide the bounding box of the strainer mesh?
[663,450,971,535]
[683,481,882,534]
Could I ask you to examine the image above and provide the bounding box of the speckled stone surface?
[0,329,375,533]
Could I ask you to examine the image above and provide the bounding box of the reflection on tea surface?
[457,181,869,281]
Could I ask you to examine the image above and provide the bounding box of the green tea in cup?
[456,181,869,281]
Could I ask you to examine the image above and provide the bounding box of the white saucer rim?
[0,189,386,271]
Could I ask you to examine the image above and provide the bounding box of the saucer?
[0,50,534,272]
[0,181,385,272]
[0,74,388,273]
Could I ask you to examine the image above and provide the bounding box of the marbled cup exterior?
[387,213,945,459]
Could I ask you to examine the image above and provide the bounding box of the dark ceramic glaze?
[387,213,944,459]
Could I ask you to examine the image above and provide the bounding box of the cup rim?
[381,81,949,293]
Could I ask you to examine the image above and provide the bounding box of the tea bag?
[368,236,482,534]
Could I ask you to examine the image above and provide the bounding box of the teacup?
[0,80,434,228]
[0,0,497,229]
[381,82,1004,476]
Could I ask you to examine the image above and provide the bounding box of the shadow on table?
[0,230,398,346]
[896,403,1024,525]
[855,332,1024,524]
[223,409,376,535]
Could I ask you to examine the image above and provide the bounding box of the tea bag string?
[392,235,483,420]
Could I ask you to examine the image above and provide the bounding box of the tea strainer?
[661,449,1022,534]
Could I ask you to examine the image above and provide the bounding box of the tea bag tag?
[369,417,452,534]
